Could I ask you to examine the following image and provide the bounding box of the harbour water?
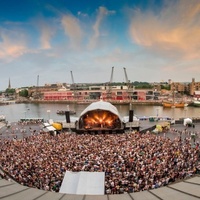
[0,102,200,122]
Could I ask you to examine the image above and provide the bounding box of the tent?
[43,126,56,132]
[52,122,62,131]
[156,124,163,132]
[183,118,193,126]
[43,122,57,135]
[77,100,123,130]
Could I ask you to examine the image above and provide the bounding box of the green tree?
[160,85,170,90]
[133,81,153,89]
[19,89,29,97]
[5,88,15,94]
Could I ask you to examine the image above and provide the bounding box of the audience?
[0,130,199,194]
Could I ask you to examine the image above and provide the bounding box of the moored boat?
[162,101,187,108]
[193,100,200,107]
[56,110,76,115]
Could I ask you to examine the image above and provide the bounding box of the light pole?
[156,108,159,117]
[67,105,69,111]
[184,107,187,118]
[47,110,51,120]
[24,111,27,119]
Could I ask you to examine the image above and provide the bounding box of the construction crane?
[70,71,77,101]
[106,66,114,101]
[34,75,40,99]
[123,67,132,101]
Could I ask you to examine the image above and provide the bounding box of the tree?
[133,81,153,89]
[5,88,15,95]
[19,89,29,97]
[161,85,170,90]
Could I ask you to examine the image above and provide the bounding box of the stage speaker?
[129,110,134,122]
[65,111,70,123]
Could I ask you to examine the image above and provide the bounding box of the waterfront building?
[190,78,200,96]
[42,86,159,102]
[171,82,188,93]
[15,78,200,104]
[170,78,200,96]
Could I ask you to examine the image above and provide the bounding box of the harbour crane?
[37,75,39,87]
[70,71,77,100]
[106,66,114,101]
[34,75,40,99]
[123,67,132,101]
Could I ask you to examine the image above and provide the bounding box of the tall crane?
[70,71,77,100]
[106,66,114,101]
[123,67,132,101]
[35,75,39,99]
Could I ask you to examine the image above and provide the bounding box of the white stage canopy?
[59,171,105,195]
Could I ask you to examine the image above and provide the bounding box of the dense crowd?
[0,131,199,194]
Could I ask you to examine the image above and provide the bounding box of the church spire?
[8,78,11,89]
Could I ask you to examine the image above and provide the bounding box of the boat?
[162,101,187,108]
[162,85,188,108]
[148,116,175,124]
[193,100,200,107]
[56,110,76,115]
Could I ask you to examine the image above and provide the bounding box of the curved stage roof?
[77,100,124,133]
[79,100,121,118]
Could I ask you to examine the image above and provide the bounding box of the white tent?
[45,126,56,131]
[42,122,56,135]
[79,100,121,118]
[183,118,193,126]
[121,115,139,123]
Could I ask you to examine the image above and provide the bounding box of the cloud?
[77,11,88,17]
[129,0,200,60]
[39,21,55,49]
[0,28,28,62]
[61,14,83,50]
[88,6,116,49]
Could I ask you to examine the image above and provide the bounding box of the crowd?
[0,131,199,194]
[18,118,44,125]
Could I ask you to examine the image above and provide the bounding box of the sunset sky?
[0,0,200,90]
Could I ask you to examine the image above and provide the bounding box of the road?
[0,122,42,140]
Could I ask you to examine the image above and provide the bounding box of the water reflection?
[0,103,200,122]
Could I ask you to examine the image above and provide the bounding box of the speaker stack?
[129,110,134,122]
[65,111,70,123]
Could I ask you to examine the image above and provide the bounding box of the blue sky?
[0,0,200,90]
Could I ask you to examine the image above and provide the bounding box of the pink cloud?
[129,0,200,59]
[88,6,116,49]
[40,22,55,49]
[61,15,83,50]
[0,29,28,61]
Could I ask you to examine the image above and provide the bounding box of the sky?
[0,0,200,90]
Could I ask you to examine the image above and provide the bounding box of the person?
[0,131,199,194]
[191,132,196,144]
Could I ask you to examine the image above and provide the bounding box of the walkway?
[0,175,200,200]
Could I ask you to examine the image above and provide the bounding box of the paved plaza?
[0,120,200,143]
